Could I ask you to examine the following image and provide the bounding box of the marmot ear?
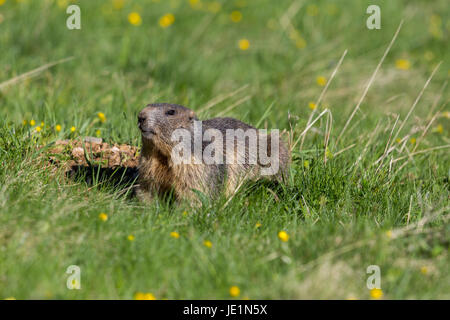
[188,110,196,121]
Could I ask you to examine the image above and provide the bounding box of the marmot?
[136,103,290,204]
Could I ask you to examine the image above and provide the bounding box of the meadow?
[0,0,448,299]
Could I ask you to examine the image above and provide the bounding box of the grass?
[0,0,449,299]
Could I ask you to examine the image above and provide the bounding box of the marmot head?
[138,103,197,155]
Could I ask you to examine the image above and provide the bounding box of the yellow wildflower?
[255,222,262,228]
[97,112,106,123]
[238,39,250,50]
[316,76,327,86]
[395,138,401,144]
[203,240,213,248]
[99,213,108,222]
[159,13,175,28]
[143,293,156,300]
[395,59,410,70]
[170,231,180,239]
[127,234,135,241]
[230,11,242,23]
[35,126,41,132]
[71,279,79,287]
[30,119,36,126]
[308,102,317,110]
[303,160,310,169]
[70,126,76,133]
[57,0,68,9]
[278,231,289,242]
[370,288,383,299]
[410,137,416,145]
[95,129,101,137]
[420,266,428,275]
[0,0,5,6]
[295,37,307,49]
[55,124,62,132]
[134,292,156,300]
[385,230,393,239]
[289,29,306,49]
[41,122,44,127]
[128,12,142,26]
[189,0,202,10]
[229,286,240,297]
[434,124,443,134]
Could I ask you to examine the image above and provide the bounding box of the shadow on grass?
[66,164,290,205]
[66,164,178,206]
[67,165,139,198]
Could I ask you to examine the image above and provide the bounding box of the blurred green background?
[0,0,448,142]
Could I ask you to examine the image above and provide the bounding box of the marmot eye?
[166,109,176,116]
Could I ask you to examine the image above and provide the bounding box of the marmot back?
[136,103,290,204]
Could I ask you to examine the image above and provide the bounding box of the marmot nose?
[138,115,146,127]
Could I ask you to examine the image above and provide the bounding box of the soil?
[46,137,139,170]
[45,137,140,190]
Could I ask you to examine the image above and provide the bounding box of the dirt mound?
[47,137,139,171]
[45,137,140,191]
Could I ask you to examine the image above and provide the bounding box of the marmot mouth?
[141,129,156,135]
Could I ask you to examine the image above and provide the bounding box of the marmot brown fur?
[136,103,290,204]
